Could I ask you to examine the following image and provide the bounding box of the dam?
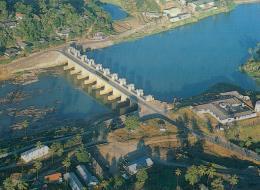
[59,46,172,117]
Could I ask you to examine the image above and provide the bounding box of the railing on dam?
[67,46,155,103]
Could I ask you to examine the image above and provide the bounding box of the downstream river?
[90,3,260,101]
[0,3,260,134]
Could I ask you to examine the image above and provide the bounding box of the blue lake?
[102,3,128,20]
[90,3,260,101]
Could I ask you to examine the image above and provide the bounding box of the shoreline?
[1,1,259,81]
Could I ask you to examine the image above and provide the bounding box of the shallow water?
[102,3,128,20]
[90,3,260,101]
[0,71,111,136]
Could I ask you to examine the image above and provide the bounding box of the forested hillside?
[0,0,113,54]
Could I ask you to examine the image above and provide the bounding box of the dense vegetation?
[115,0,160,13]
[241,43,260,80]
[0,0,113,55]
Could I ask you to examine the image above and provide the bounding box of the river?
[90,3,260,101]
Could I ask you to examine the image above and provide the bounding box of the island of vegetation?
[241,43,260,81]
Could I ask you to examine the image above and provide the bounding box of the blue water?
[90,4,260,101]
[0,72,111,136]
[102,3,128,20]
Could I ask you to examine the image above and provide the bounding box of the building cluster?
[123,156,154,176]
[143,0,217,23]
[64,165,99,190]
[192,92,257,124]
[68,46,155,102]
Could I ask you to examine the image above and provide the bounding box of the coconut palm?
[229,175,239,190]
[175,168,182,188]
[33,160,42,179]
[211,177,224,190]
[62,157,71,173]
[36,141,43,148]
[206,165,216,186]
[185,165,199,189]
[16,179,28,190]
[21,120,29,137]
[198,165,207,177]
[3,177,15,190]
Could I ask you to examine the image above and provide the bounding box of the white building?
[21,146,49,163]
[163,7,182,18]
[255,101,260,112]
[124,157,153,175]
[64,172,84,190]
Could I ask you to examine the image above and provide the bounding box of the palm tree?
[62,157,71,173]
[198,165,207,177]
[36,141,43,148]
[175,168,182,188]
[229,175,239,190]
[211,177,224,190]
[206,165,216,186]
[21,120,29,137]
[33,160,42,179]
[16,179,28,190]
[3,177,15,190]
[185,165,199,189]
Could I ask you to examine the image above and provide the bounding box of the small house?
[44,173,62,183]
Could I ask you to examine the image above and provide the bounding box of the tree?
[185,165,199,189]
[206,165,216,186]
[3,177,16,190]
[50,142,63,163]
[197,165,207,178]
[16,179,28,190]
[125,115,140,131]
[136,169,148,185]
[229,175,239,190]
[75,145,91,163]
[36,141,43,148]
[33,160,42,179]
[113,175,125,189]
[175,168,182,188]
[245,136,253,148]
[21,120,29,137]
[211,178,224,190]
[62,156,71,173]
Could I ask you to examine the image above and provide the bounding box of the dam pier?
[59,46,171,117]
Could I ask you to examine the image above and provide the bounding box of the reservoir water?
[1,4,260,133]
[102,3,128,20]
[90,3,260,101]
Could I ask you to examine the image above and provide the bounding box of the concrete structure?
[4,47,21,57]
[61,46,157,111]
[76,165,99,187]
[193,96,257,124]
[64,172,84,190]
[124,157,153,175]
[142,12,161,18]
[163,7,182,18]
[21,146,49,163]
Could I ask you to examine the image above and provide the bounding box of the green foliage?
[75,145,91,163]
[136,168,148,184]
[211,178,224,190]
[185,165,199,186]
[0,0,113,54]
[124,115,140,131]
[3,177,28,190]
